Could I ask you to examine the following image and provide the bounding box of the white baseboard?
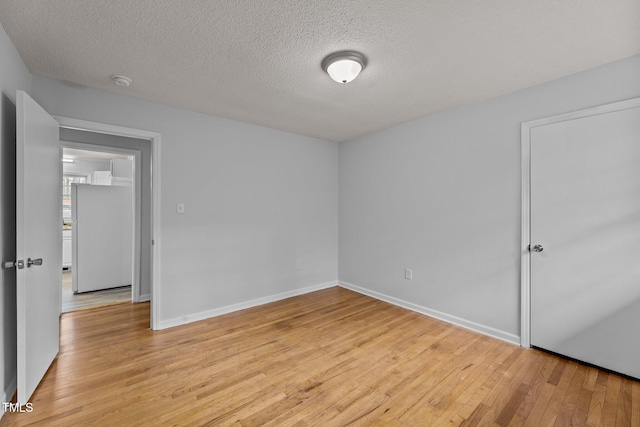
[138,293,150,302]
[339,281,520,346]
[158,280,338,330]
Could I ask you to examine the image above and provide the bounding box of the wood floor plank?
[616,379,633,427]
[547,358,568,386]
[460,402,491,427]
[473,348,541,425]
[495,382,530,426]
[456,342,516,420]
[552,364,588,427]
[584,367,599,392]
[429,338,505,425]
[571,386,594,426]
[631,380,640,427]
[585,381,607,427]
[521,382,557,427]
[601,374,622,427]
[536,361,579,426]
[510,354,557,426]
[1,286,637,427]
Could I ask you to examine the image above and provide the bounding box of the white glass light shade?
[327,59,363,84]
[322,51,367,84]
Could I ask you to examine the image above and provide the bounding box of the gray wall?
[32,75,340,326]
[0,24,31,402]
[339,54,640,341]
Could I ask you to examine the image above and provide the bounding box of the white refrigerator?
[71,184,133,293]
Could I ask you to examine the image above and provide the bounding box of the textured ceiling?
[1,1,639,142]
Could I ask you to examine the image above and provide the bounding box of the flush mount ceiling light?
[111,75,132,87]
[321,51,367,84]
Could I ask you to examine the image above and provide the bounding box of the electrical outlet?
[296,259,302,269]
[405,268,413,280]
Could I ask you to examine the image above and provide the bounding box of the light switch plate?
[177,203,185,214]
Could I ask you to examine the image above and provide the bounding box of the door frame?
[55,116,162,330]
[520,96,640,348]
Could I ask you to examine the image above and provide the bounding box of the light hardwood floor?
[2,287,638,426]
[61,271,131,312]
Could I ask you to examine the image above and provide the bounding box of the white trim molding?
[158,281,338,330]
[520,96,640,348]
[521,117,532,348]
[339,281,520,346]
[54,116,162,330]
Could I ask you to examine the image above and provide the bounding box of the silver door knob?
[27,258,43,267]
[531,244,544,252]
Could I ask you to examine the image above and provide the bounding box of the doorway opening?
[60,147,136,312]
[56,117,161,330]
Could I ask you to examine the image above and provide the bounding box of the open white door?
[15,91,61,403]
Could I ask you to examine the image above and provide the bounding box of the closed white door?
[15,90,61,403]
[530,103,640,378]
